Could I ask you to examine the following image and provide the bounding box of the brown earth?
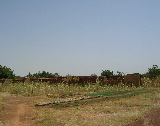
[0,93,38,126]
[126,108,160,126]
[1,92,160,126]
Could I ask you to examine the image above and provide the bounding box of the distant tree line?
[0,64,160,79]
[101,65,160,78]
[101,70,124,78]
[0,65,60,79]
[26,71,59,78]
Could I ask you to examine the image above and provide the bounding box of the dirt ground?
[0,93,37,126]
[126,108,160,126]
[1,92,160,126]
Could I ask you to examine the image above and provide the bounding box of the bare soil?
[126,108,160,126]
[0,93,37,126]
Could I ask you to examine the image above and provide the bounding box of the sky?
[0,0,160,77]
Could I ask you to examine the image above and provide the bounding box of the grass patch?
[51,89,157,108]
[86,90,132,96]
[41,88,160,126]
[118,89,156,98]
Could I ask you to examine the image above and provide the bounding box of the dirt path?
[0,93,37,126]
[126,108,160,126]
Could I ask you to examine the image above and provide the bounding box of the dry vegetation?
[0,77,160,126]
[34,89,160,126]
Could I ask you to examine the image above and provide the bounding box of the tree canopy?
[26,71,60,78]
[146,65,160,76]
[0,65,16,79]
[101,70,114,78]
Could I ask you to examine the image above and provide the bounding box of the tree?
[101,70,114,78]
[26,71,59,78]
[115,71,124,76]
[146,65,160,76]
[0,65,16,79]
[54,73,60,76]
[26,72,32,78]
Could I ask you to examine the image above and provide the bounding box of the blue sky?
[1,0,160,76]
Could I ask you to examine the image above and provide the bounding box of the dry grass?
[0,81,137,97]
[0,92,10,120]
[34,89,160,126]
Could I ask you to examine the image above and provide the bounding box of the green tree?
[101,70,114,78]
[54,73,60,76]
[26,71,59,78]
[26,72,32,78]
[0,65,16,79]
[146,65,160,76]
